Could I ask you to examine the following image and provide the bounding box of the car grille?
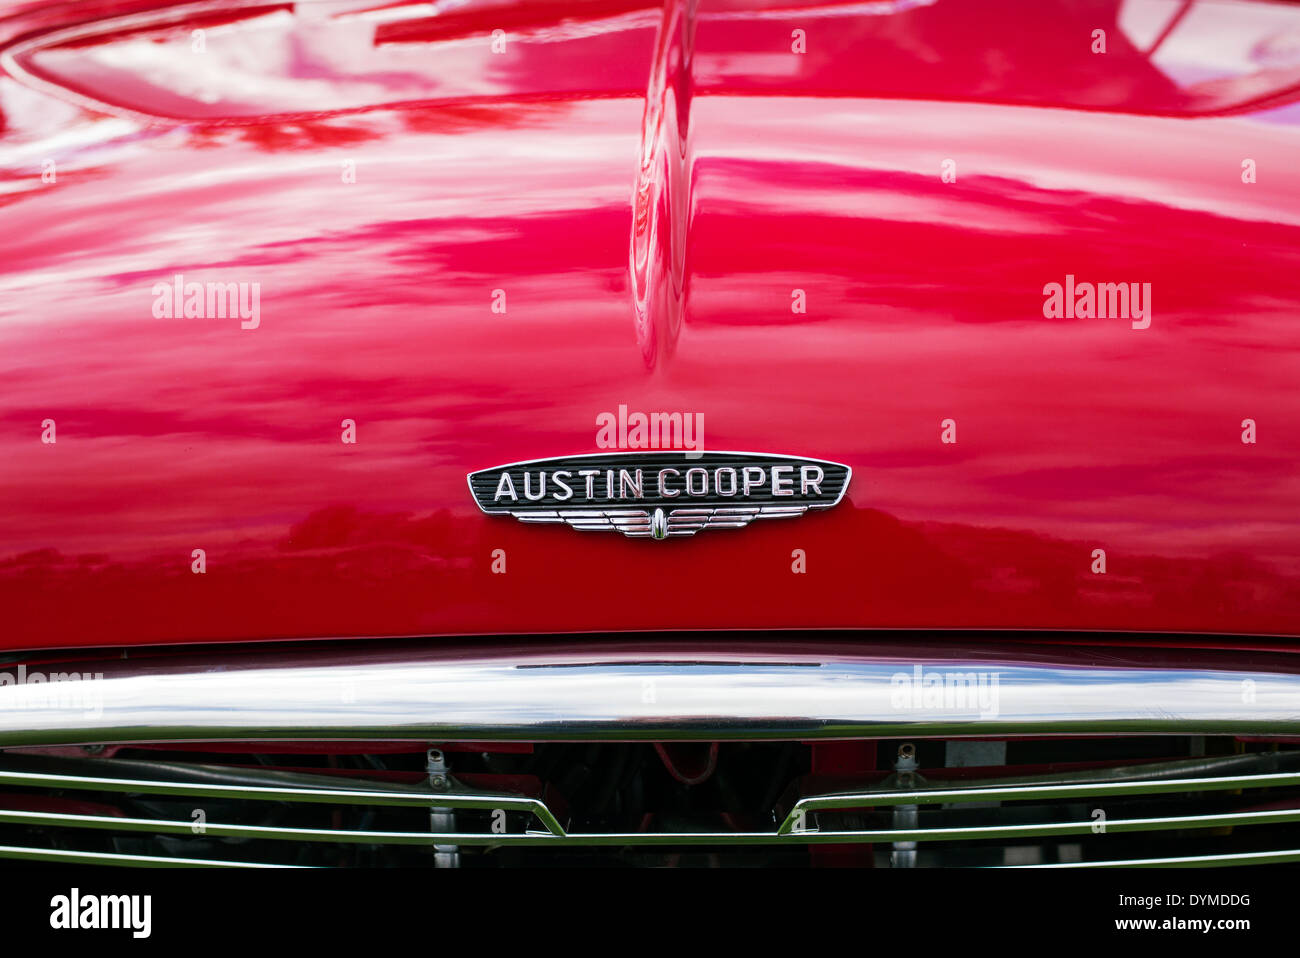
[3,637,1299,866]
[2,743,1299,867]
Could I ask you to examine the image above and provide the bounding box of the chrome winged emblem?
[467,452,851,539]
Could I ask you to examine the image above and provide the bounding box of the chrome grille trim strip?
[1011,849,1300,868]
[0,844,306,868]
[782,770,1300,821]
[1,643,1299,746]
[0,765,566,832]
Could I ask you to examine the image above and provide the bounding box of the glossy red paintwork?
[2,0,1300,652]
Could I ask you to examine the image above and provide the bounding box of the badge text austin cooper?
[467,452,851,539]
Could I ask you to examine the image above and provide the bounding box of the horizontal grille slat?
[5,803,1300,848]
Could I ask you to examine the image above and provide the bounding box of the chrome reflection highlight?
[1,643,1299,746]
